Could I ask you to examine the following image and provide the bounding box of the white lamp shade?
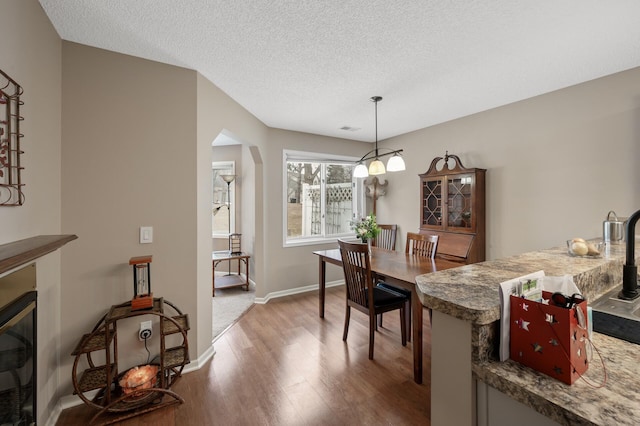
[219,174,236,183]
[368,159,386,175]
[386,154,406,172]
[353,163,369,178]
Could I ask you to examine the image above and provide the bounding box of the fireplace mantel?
[0,234,78,275]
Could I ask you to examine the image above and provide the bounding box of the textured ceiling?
[39,0,640,143]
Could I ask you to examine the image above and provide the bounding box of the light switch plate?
[140,226,153,244]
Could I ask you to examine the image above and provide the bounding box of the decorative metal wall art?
[364,176,388,215]
[0,69,24,206]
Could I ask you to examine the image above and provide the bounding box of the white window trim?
[212,160,235,238]
[282,150,363,247]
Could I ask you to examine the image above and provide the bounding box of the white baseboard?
[213,272,344,304]
[45,401,65,426]
[254,279,344,304]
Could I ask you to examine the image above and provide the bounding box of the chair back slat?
[338,240,373,309]
[405,232,439,258]
[374,224,397,251]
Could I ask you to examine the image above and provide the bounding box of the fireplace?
[0,290,36,425]
[0,262,38,426]
[0,235,77,426]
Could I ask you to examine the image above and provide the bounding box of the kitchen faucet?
[620,208,640,300]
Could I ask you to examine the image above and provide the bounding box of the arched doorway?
[211,131,257,339]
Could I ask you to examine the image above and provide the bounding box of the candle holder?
[129,255,153,310]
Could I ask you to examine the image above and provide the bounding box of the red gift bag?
[510,291,589,385]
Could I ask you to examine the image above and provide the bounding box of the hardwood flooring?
[57,286,432,425]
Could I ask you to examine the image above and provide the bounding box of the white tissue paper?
[498,271,581,362]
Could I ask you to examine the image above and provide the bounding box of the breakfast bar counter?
[415,239,640,425]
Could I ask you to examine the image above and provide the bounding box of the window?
[212,161,235,237]
[284,150,364,246]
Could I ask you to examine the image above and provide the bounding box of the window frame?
[212,161,236,238]
[283,150,364,247]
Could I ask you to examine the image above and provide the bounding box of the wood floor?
[57,286,432,425]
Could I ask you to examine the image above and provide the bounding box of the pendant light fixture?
[353,96,405,178]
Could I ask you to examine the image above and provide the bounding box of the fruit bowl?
[567,239,603,257]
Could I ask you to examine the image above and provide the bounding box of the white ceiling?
[39,0,640,143]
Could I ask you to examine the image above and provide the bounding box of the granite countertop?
[475,331,640,425]
[415,238,639,426]
[415,240,628,325]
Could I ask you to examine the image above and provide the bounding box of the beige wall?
[0,1,64,424]
[195,72,267,353]
[262,67,640,300]
[60,41,200,389]
[59,44,272,388]
[262,128,371,293]
[375,67,640,259]
[240,143,257,275]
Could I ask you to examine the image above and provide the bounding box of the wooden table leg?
[412,287,423,384]
[319,257,326,318]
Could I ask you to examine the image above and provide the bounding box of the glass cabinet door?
[422,177,443,226]
[446,174,473,229]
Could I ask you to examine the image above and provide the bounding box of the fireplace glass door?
[0,291,36,425]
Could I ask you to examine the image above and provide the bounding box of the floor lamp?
[219,174,236,234]
[219,174,236,274]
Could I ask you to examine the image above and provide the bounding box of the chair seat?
[371,285,407,307]
[376,282,412,341]
[376,282,411,299]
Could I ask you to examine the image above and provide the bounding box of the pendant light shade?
[368,159,386,175]
[353,163,369,178]
[386,153,406,172]
[352,96,405,178]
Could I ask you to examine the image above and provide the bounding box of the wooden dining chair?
[405,232,439,258]
[373,224,398,251]
[338,239,407,359]
[378,232,439,334]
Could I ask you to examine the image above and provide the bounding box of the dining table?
[313,246,460,384]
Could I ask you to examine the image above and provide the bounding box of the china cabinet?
[419,152,486,264]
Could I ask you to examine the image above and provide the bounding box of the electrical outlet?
[139,320,152,341]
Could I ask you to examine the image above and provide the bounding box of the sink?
[591,286,640,344]
[592,208,640,344]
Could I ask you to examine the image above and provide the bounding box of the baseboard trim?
[254,279,344,304]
